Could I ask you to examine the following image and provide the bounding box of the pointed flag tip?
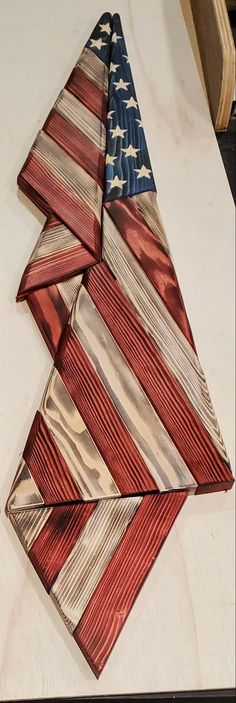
[6,459,44,514]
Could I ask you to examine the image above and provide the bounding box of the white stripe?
[131,191,170,253]
[71,286,196,491]
[55,88,106,152]
[103,208,228,462]
[40,369,120,500]
[78,47,108,94]
[57,274,83,310]
[29,224,80,262]
[50,497,140,632]
[9,506,52,552]
[32,131,102,222]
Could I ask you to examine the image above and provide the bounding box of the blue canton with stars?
[86,12,156,201]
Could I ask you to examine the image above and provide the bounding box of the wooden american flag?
[6,12,234,677]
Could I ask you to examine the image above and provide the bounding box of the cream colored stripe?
[32,131,102,222]
[29,224,80,262]
[78,47,108,94]
[50,497,140,633]
[71,286,196,491]
[131,191,170,253]
[57,274,83,311]
[40,369,120,501]
[103,208,228,462]
[6,459,44,513]
[9,506,52,552]
[55,88,106,152]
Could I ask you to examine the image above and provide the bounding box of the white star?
[121,144,140,158]
[90,37,107,50]
[112,32,122,43]
[106,153,117,165]
[107,175,127,190]
[134,165,152,179]
[109,62,120,74]
[135,118,143,128]
[123,54,129,64]
[113,78,130,91]
[110,125,127,139]
[107,110,115,120]
[99,22,111,35]
[122,96,138,110]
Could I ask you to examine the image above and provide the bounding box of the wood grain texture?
[40,369,120,500]
[84,263,233,491]
[74,492,187,677]
[23,411,82,503]
[18,152,101,256]
[71,285,196,491]
[77,47,109,93]
[190,0,235,130]
[51,497,141,633]
[105,197,195,348]
[8,506,53,552]
[55,88,106,151]
[55,325,157,495]
[29,503,96,591]
[44,110,105,188]
[31,131,102,223]
[27,284,69,357]
[131,191,170,253]
[66,67,107,124]
[102,208,228,463]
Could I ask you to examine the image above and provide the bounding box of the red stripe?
[44,110,105,188]
[83,264,233,490]
[74,492,187,677]
[18,153,101,257]
[42,214,61,230]
[29,502,96,591]
[55,326,157,495]
[17,174,51,217]
[105,199,195,349]
[17,245,96,299]
[27,285,69,358]
[23,411,82,503]
[66,67,107,125]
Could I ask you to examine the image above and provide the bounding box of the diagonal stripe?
[29,503,97,591]
[27,285,69,357]
[6,459,43,512]
[40,369,120,500]
[71,286,196,491]
[44,110,105,188]
[66,67,107,125]
[18,153,101,255]
[50,497,141,633]
[77,47,108,93]
[102,208,228,462]
[55,326,157,495]
[74,492,186,678]
[18,245,95,298]
[29,222,81,260]
[55,88,106,152]
[23,411,82,503]
[131,191,170,252]
[84,262,233,491]
[31,131,102,223]
[105,198,195,347]
[57,274,83,310]
[8,507,52,552]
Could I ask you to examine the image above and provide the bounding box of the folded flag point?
[6,11,234,678]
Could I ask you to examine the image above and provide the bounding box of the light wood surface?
[190,0,235,130]
[0,0,235,699]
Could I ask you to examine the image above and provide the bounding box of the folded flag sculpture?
[6,12,234,677]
